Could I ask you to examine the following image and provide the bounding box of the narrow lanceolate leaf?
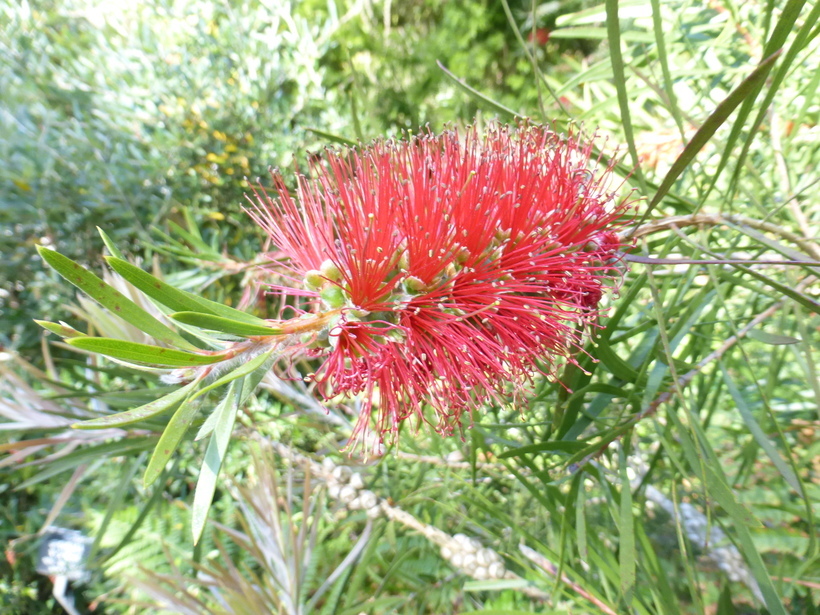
[703,465,761,528]
[192,380,243,544]
[640,50,782,222]
[747,329,801,345]
[104,256,270,326]
[144,396,202,487]
[37,246,198,351]
[721,365,801,492]
[437,61,524,120]
[190,349,275,403]
[34,320,88,339]
[73,380,200,429]
[97,227,126,260]
[170,312,283,337]
[67,337,223,367]
[618,444,636,601]
[605,0,647,194]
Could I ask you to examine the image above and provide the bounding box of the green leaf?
[716,584,736,615]
[170,311,283,337]
[305,127,357,146]
[619,444,636,601]
[702,465,761,527]
[720,365,801,492]
[552,26,655,43]
[730,263,820,315]
[167,219,220,256]
[595,336,641,383]
[498,441,587,459]
[73,379,200,429]
[192,379,243,544]
[16,438,155,490]
[729,0,820,192]
[747,329,801,345]
[639,50,783,222]
[144,397,201,487]
[437,61,523,120]
[67,337,223,367]
[37,246,198,351]
[190,348,275,404]
[462,580,534,592]
[194,345,275,442]
[722,507,787,615]
[104,257,269,326]
[710,0,806,196]
[606,0,647,194]
[34,320,88,338]
[97,227,126,260]
[649,0,684,135]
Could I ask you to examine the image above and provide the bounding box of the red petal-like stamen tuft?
[247,124,633,449]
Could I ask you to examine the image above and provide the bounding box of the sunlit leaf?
[38,246,198,351]
[105,256,270,325]
[73,379,200,429]
[170,311,283,336]
[192,379,243,544]
[67,337,223,366]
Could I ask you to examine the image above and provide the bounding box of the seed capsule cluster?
[439,533,507,580]
[322,458,381,518]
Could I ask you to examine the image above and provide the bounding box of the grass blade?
[605,0,647,193]
[720,364,800,492]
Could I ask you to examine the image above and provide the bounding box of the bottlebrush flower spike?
[248,124,631,447]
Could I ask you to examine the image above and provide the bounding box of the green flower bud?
[321,285,347,308]
[403,276,426,293]
[320,259,343,282]
[398,250,409,271]
[304,270,324,290]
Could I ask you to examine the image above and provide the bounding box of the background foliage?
[1,0,819,613]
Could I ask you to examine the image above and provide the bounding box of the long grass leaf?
[708,0,807,195]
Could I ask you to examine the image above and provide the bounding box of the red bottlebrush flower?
[248,124,631,447]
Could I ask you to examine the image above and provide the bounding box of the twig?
[623,213,820,260]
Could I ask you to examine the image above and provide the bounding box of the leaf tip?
[36,244,53,258]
